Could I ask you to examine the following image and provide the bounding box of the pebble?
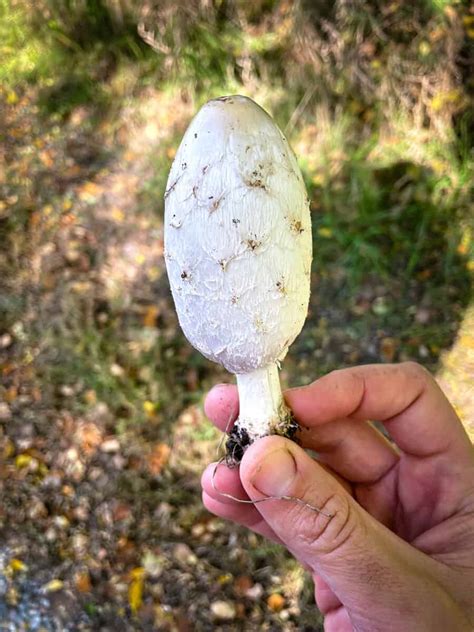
[100,438,120,453]
[28,499,48,520]
[0,333,12,348]
[72,534,88,558]
[172,543,197,566]
[190,523,206,537]
[0,403,12,422]
[210,600,236,621]
[245,583,263,600]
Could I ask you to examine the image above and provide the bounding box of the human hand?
[201,363,474,631]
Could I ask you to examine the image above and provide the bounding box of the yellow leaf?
[318,227,333,238]
[467,28,474,39]
[78,181,102,201]
[128,568,145,614]
[43,579,64,592]
[431,89,463,112]
[418,41,431,56]
[143,400,156,416]
[6,90,18,104]
[15,454,33,468]
[9,559,27,573]
[129,566,145,580]
[311,174,325,186]
[463,16,474,26]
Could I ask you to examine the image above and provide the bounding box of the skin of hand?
[201,363,474,632]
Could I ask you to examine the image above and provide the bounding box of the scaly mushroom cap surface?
[164,95,312,374]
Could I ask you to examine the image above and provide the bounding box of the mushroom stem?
[235,364,292,442]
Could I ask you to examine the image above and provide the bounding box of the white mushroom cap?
[164,95,312,375]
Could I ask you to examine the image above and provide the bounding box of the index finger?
[286,362,473,460]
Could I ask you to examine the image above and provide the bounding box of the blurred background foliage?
[0,0,473,629]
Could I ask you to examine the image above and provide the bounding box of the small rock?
[110,363,124,377]
[142,551,164,578]
[210,600,236,621]
[172,543,197,566]
[45,527,57,542]
[72,533,88,558]
[28,499,48,520]
[0,333,12,348]
[245,583,263,600]
[42,473,62,489]
[112,454,125,469]
[191,523,206,538]
[72,505,89,522]
[53,515,70,529]
[88,402,111,424]
[418,344,429,358]
[100,438,120,453]
[0,403,12,422]
[279,609,290,621]
[60,385,75,397]
[415,307,431,324]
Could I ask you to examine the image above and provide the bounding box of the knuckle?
[401,361,429,381]
[294,492,358,556]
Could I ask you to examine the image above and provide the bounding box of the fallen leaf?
[128,567,145,614]
[380,337,398,362]
[75,571,92,593]
[267,593,285,612]
[143,400,156,417]
[233,575,253,597]
[15,454,35,469]
[39,150,54,168]
[4,386,18,402]
[317,227,333,238]
[43,579,64,593]
[75,422,103,454]
[147,443,170,476]
[9,559,27,573]
[78,181,103,201]
[6,90,18,104]
[143,306,159,328]
[217,573,233,586]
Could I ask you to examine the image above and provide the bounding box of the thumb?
[240,436,447,629]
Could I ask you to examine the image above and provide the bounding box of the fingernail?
[251,448,297,497]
